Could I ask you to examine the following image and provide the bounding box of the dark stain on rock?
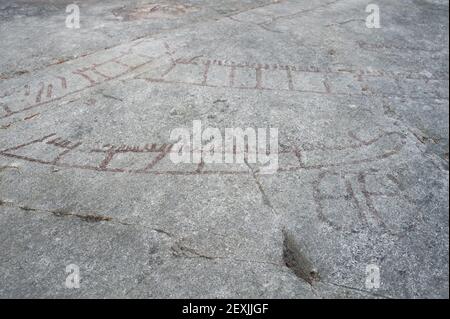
[53,210,113,223]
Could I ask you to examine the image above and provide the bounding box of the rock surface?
[0,0,448,298]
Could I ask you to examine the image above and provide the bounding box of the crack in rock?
[171,241,217,260]
[51,210,113,223]
[15,205,113,223]
[244,159,275,210]
[1,200,175,239]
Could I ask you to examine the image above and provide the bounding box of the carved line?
[0,132,405,176]
[176,57,447,81]
[313,170,411,233]
[0,51,154,120]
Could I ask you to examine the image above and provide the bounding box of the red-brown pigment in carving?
[52,142,82,165]
[138,144,174,172]
[0,132,405,178]
[357,172,388,229]
[46,84,53,99]
[58,76,67,89]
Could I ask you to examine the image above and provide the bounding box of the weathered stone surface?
[0,0,448,298]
